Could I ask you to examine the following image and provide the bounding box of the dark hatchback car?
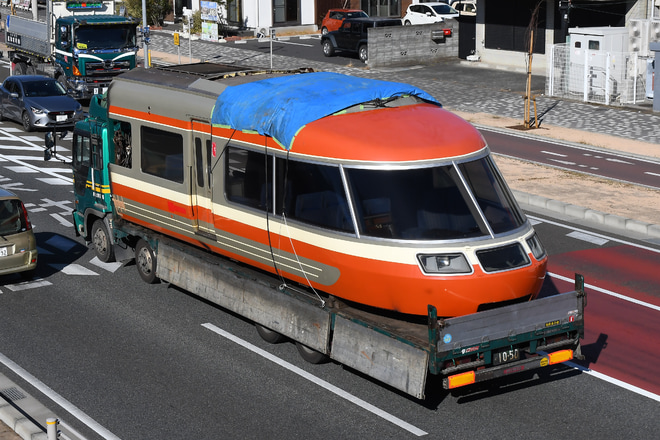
[321,17,402,63]
[0,75,84,132]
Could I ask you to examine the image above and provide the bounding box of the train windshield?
[345,156,525,240]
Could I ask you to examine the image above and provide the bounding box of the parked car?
[402,2,459,25]
[321,17,401,63]
[0,75,84,132]
[0,189,37,279]
[320,9,368,35]
[450,0,476,16]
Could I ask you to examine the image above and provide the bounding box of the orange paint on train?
[109,106,192,130]
[291,104,485,162]
[114,175,544,316]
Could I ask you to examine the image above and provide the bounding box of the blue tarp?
[211,71,439,150]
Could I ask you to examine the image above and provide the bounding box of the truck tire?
[92,219,115,262]
[322,40,335,57]
[255,324,286,344]
[358,45,368,63]
[135,239,159,284]
[295,342,329,364]
[14,62,27,75]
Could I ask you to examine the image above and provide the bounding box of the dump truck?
[44,63,586,399]
[6,0,138,99]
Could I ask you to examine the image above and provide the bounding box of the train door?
[191,120,215,238]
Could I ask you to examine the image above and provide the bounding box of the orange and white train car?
[77,64,547,318]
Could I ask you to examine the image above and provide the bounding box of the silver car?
[0,75,84,132]
[0,189,37,279]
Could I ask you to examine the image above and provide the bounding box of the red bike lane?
[548,244,660,397]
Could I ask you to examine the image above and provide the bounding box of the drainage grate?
[0,387,26,402]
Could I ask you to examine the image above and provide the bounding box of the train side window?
[195,137,204,187]
[276,158,352,233]
[140,126,183,183]
[225,146,271,210]
[206,140,213,187]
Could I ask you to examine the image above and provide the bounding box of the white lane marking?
[202,322,428,437]
[5,166,39,173]
[564,360,660,403]
[37,177,73,185]
[548,272,660,312]
[271,39,315,47]
[90,256,123,273]
[0,352,121,440]
[0,153,72,183]
[549,159,577,166]
[542,150,567,157]
[4,279,52,291]
[645,172,660,177]
[566,231,609,246]
[51,264,99,276]
[606,158,634,164]
[51,212,73,227]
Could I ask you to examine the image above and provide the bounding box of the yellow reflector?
[72,65,81,76]
[548,350,573,365]
[447,371,476,389]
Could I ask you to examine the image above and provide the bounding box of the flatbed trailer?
[122,221,585,399]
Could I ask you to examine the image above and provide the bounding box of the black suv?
[321,17,402,63]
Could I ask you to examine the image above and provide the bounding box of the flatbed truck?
[44,63,586,399]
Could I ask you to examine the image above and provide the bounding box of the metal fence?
[546,43,650,106]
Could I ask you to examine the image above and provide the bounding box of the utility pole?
[523,2,542,129]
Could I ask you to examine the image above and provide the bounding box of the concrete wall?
[368,20,459,68]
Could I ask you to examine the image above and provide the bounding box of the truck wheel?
[322,40,335,57]
[404,20,412,25]
[21,112,34,132]
[295,342,329,364]
[255,324,286,344]
[92,219,115,263]
[135,239,159,284]
[14,63,27,75]
[358,45,368,63]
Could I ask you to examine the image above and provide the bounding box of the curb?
[0,374,53,440]
[513,190,660,239]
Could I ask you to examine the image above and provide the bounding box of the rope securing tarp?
[211,71,439,150]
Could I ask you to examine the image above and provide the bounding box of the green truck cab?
[6,1,138,100]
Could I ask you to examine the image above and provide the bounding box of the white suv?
[402,2,459,25]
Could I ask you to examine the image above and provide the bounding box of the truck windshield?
[75,25,136,50]
[345,156,525,240]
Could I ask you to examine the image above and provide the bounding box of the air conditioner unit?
[650,20,660,42]
[630,19,650,55]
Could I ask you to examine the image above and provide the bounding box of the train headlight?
[417,253,471,274]
[526,233,547,261]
